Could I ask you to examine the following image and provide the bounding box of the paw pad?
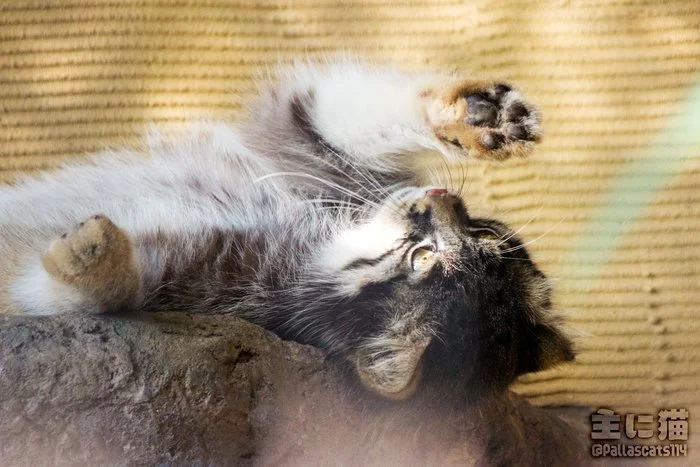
[465,94,498,127]
[481,132,505,150]
[429,80,542,160]
[462,82,536,146]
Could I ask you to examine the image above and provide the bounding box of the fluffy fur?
[0,60,571,399]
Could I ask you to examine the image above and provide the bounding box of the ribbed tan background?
[2,0,700,455]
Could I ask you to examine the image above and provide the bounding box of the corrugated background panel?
[2,0,700,454]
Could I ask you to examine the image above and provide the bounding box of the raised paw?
[426,80,542,161]
[41,215,139,307]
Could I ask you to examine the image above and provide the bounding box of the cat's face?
[309,187,575,400]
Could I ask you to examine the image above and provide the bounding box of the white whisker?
[500,218,565,254]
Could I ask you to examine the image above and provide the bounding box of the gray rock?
[0,312,590,466]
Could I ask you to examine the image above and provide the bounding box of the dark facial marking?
[408,204,434,234]
[343,238,411,270]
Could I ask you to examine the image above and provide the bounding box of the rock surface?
[0,312,590,466]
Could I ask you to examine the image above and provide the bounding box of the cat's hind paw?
[426,81,542,161]
[41,215,139,309]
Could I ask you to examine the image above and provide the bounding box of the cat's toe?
[41,214,126,282]
[465,94,499,127]
[504,101,529,123]
[466,83,539,145]
[480,131,506,150]
[41,214,139,310]
[505,122,528,141]
[70,215,114,263]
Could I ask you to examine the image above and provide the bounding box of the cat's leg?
[15,215,141,315]
[254,61,541,170]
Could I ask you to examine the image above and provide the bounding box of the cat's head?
[302,187,575,400]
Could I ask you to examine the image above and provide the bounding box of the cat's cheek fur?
[313,221,407,297]
[316,222,405,274]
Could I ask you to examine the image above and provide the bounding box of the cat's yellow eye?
[411,247,435,271]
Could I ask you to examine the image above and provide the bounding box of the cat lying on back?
[0,60,574,400]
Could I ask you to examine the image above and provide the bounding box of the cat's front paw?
[41,215,139,307]
[426,81,542,161]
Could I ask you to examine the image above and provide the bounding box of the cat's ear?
[516,321,575,376]
[354,336,431,400]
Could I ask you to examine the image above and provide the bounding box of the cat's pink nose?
[425,187,449,197]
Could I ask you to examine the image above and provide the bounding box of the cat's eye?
[411,247,435,271]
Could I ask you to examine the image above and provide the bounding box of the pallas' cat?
[0,61,573,400]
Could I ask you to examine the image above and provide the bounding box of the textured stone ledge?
[0,312,590,466]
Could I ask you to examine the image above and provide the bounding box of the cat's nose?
[425,187,449,197]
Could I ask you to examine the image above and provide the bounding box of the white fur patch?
[10,258,89,315]
[318,220,404,273]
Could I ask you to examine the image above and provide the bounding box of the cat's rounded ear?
[515,320,576,376]
[354,337,431,400]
